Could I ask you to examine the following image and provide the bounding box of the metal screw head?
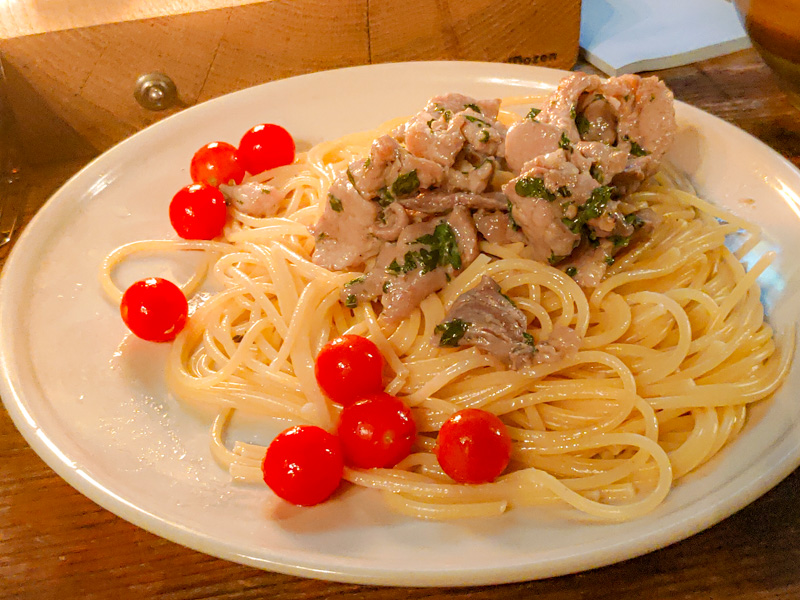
[134,72,178,111]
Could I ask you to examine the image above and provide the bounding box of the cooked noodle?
[100,99,793,522]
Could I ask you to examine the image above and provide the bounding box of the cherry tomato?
[169,183,227,240]
[314,335,384,406]
[435,408,512,484]
[190,141,245,187]
[120,277,188,342]
[337,392,416,469]
[236,123,295,175]
[262,425,343,506]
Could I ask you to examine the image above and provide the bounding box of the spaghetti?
[100,97,793,522]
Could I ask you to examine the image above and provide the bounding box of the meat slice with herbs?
[341,207,478,322]
[311,176,382,271]
[348,135,444,202]
[433,276,536,369]
[220,181,287,218]
[393,93,506,194]
[399,190,507,214]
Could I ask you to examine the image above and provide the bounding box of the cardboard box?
[0,0,581,163]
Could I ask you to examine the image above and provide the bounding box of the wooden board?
[0,0,580,163]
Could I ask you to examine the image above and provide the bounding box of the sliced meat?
[311,176,382,270]
[433,276,536,369]
[372,202,411,242]
[505,118,563,174]
[220,181,286,218]
[443,158,498,194]
[535,325,581,364]
[348,135,444,200]
[474,209,527,245]
[341,207,478,322]
[571,141,629,186]
[394,93,506,173]
[399,190,507,214]
[503,150,594,262]
[537,72,602,142]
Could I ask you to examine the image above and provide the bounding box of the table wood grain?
[2,49,800,599]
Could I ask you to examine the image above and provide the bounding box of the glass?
[734,0,800,109]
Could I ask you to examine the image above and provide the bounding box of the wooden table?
[2,48,800,599]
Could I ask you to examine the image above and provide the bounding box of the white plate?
[1,62,800,587]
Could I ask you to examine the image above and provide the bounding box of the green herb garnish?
[515,177,555,201]
[329,193,343,212]
[435,319,470,347]
[391,170,420,197]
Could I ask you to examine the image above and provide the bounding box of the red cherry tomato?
[337,392,416,469]
[435,408,512,484]
[120,277,188,342]
[236,123,295,175]
[169,183,228,240]
[190,141,245,187]
[262,425,343,506]
[314,335,384,406]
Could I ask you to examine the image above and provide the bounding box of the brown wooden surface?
[2,48,800,599]
[0,0,578,163]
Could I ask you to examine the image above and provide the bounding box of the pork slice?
[443,158,497,194]
[380,209,478,322]
[474,209,527,245]
[571,141,629,186]
[311,176,382,271]
[399,190,507,214]
[505,118,563,174]
[433,276,536,369]
[538,72,603,143]
[535,325,581,364]
[503,150,593,262]
[371,202,411,242]
[349,135,444,200]
[396,93,506,170]
[220,181,287,218]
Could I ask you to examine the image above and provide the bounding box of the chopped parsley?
[435,319,470,347]
[464,115,490,127]
[479,129,491,143]
[344,294,357,309]
[464,103,482,113]
[328,193,343,212]
[561,185,614,234]
[548,252,566,265]
[629,140,650,157]
[433,104,453,121]
[522,332,536,348]
[526,107,541,120]
[507,198,520,231]
[610,235,631,248]
[347,276,366,286]
[376,186,395,207]
[604,255,616,266]
[391,170,420,197]
[346,168,356,187]
[385,223,463,277]
[557,186,572,198]
[559,132,573,151]
[382,280,391,293]
[624,213,645,228]
[565,266,578,277]
[515,176,556,201]
[386,251,418,275]
[414,222,462,271]
[575,113,590,137]
[569,104,577,119]
[590,164,604,183]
